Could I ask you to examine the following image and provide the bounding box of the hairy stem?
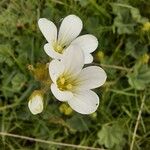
[0,132,105,150]
[130,95,146,150]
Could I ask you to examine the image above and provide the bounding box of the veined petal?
[61,45,84,76]
[38,18,57,43]
[44,43,62,59]
[68,90,99,114]
[76,66,107,90]
[49,59,65,83]
[84,53,93,64]
[71,34,98,53]
[51,83,73,101]
[58,15,83,45]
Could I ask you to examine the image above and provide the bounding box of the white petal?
[38,18,57,43]
[58,15,83,45]
[71,34,98,53]
[68,90,99,114]
[49,59,65,83]
[51,83,73,101]
[84,53,93,64]
[76,66,107,90]
[61,45,84,76]
[44,43,62,59]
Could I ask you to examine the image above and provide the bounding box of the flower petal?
[58,15,83,45]
[84,53,93,64]
[76,66,107,90]
[71,34,98,53]
[44,43,62,59]
[61,45,84,76]
[38,18,57,43]
[49,59,65,83]
[68,90,99,114]
[51,83,73,101]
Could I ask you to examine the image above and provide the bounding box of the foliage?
[0,0,150,150]
[97,123,126,150]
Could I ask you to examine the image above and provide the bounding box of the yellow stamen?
[60,77,65,84]
[66,84,72,90]
[56,45,63,52]
[57,74,75,91]
[53,43,63,53]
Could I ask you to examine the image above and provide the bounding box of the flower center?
[57,75,75,91]
[53,43,64,54]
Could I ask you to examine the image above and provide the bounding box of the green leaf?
[0,6,17,38]
[127,64,150,90]
[77,0,89,7]
[97,124,125,149]
[111,3,148,34]
[0,44,14,66]
[111,3,135,34]
[66,114,91,132]
[125,38,148,58]
[130,7,148,23]
[11,73,27,92]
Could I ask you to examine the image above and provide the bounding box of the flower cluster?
[28,15,107,115]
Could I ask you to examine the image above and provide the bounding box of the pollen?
[66,84,73,90]
[60,77,65,84]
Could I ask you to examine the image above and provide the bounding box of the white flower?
[38,14,98,64]
[49,45,107,114]
[28,91,44,115]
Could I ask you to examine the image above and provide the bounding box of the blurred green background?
[0,0,150,149]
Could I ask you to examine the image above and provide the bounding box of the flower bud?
[97,51,104,62]
[90,112,97,119]
[59,103,73,115]
[140,53,149,64]
[28,90,44,115]
[142,22,150,32]
[27,63,51,85]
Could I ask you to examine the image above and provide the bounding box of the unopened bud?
[97,51,104,61]
[90,112,97,119]
[28,63,51,85]
[140,53,149,64]
[28,90,44,115]
[142,22,150,32]
[59,103,73,115]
